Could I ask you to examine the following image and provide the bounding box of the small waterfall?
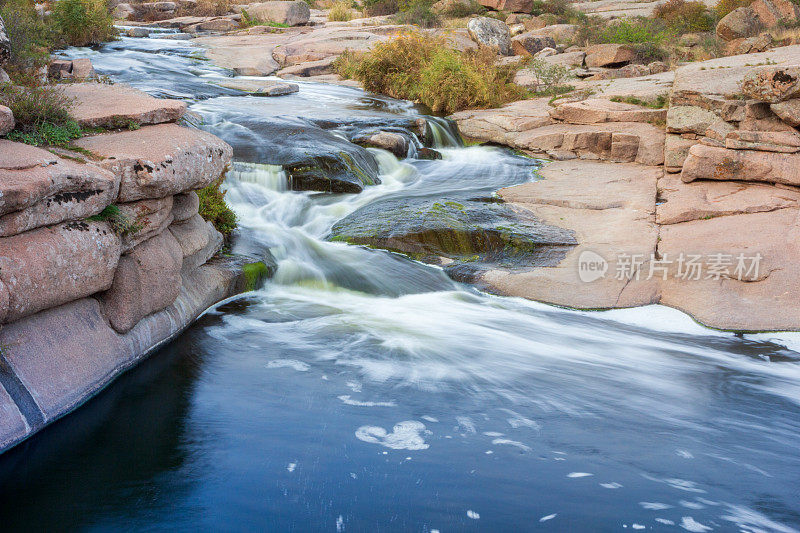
[426,116,464,149]
[228,162,288,192]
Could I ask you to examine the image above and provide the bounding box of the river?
[0,35,799,532]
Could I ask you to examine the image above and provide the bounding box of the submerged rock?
[329,196,576,266]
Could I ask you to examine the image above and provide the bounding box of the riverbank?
[0,81,269,453]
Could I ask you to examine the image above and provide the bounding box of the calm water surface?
[0,36,799,532]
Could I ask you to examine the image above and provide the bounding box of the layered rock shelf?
[0,83,264,453]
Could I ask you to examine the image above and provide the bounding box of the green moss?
[197,176,238,237]
[241,261,270,291]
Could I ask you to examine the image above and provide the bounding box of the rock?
[214,78,299,95]
[647,61,668,74]
[0,221,121,323]
[62,83,187,128]
[550,98,667,124]
[681,143,800,186]
[770,99,800,127]
[584,43,636,68]
[0,66,9,83]
[657,172,800,224]
[477,0,533,12]
[186,18,240,32]
[529,23,576,43]
[0,141,119,237]
[353,131,409,158]
[245,1,310,26]
[127,26,151,37]
[750,0,800,28]
[169,214,223,273]
[113,3,136,19]
[0,105,13,136]
[704,119,736,141]
[117,196,175,251]
[542,50,584,67]
[533,47,557,58]
[431,0,473,14]
[658,209,800,331]
[664,133,697,172]
[0,15,9,65]
[73,124,232,202]
[725,32,772,55]
[508,23,526,36]
[172,191,200,222]
[716,7,762,41]
[330,196,577,264]
[276,56,337,77]
[724,129,800,153]
[70,58,97,80]
[741,66,800,104]
[666,105,720,135]
[450,98,552,145]
[467,17,512,56]
[510,32,555,56]
[100,230,183,333]
[481,160,660,310]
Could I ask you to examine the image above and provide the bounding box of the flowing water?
[1,36,800,532]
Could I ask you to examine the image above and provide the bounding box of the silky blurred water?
[2,36,798,532]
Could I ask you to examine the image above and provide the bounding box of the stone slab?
[62,83,187,129]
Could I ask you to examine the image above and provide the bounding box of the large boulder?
[0,221,121,323]
[529,23,576,43]
[245,1,310,26]
[467,17,512,56]
[681,143,800,185]
[169,214,224,273]
[172,191,200,223]
[117,196,175,252]
[510,33,555,56]
[666,105,720,135]
[477,0,533,12]
[62,83,187,129]
[73,124,232,202]
[750,0,800,28]
[550,98,667,125]
[584,44,636,68]
[716,7,763,41]
[100,230,183,333]
[0,141,119,237]
[0,15,9,65]
[771,99,800,127]
[0,105,13,136]
[741,66,800,103]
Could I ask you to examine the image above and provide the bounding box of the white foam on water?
[720,504,799,533]
[600,482,623,489]
[287,463,296,472]
[466,510,480,520]
[491,439,531,452]
[338,395,396,407]
[503,410,541,430]
[632,525,645,530]
[656,518,675,525]
[540,514,557,522]
[640,502,673,510]
[456,417,477,434]
[355,421,430,450]
[346,381,362,392]
[336,515,344,532]
[265,359,310,371]
[676,449,694,459]
[483,431,504,437]
[680,516,711,532]
[421,416,439,423]
[680,500,705,510]
[567,472,593,478]
[485,450,493,454]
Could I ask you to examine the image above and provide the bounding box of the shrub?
[88,205,143,235]
[714,0,751,17]
[363,0,399,16]
[654,0,715,33]
[610,93,669,108]
[0,83,83,145]
[599,18,669,44]
[440,0,485,17]
[328,0,354,20]
[194,0,232,16]
[526,58,573,95]
[0,0,53,79]
[394,0,440,27]
[530,0,584,23]
[198,176,238,237]
[51,0,115,47]
[335,33,523,114]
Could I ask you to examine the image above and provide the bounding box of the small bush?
[440,0,485,17]
[194,0,232,16]
[198,176,238,237]
[88,205,143,235]
[0,0,53,79]
[530,0,584,23]
[600,18,669,44]
[335,32,523,114]
[526,58,573,95]
[363,0,399,16]
[714,0,751,17]
[654,0,714,33]
[610,93,669,108]
[328,0,354,20]
[394,0,440,27]
[52,0,116,47]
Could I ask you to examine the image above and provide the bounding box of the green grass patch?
[198,176,238,237]
[610,93,669,109]
[88,205,144,235]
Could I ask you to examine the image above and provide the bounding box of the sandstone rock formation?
[245,1,310,26]
[467,17,512,56]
